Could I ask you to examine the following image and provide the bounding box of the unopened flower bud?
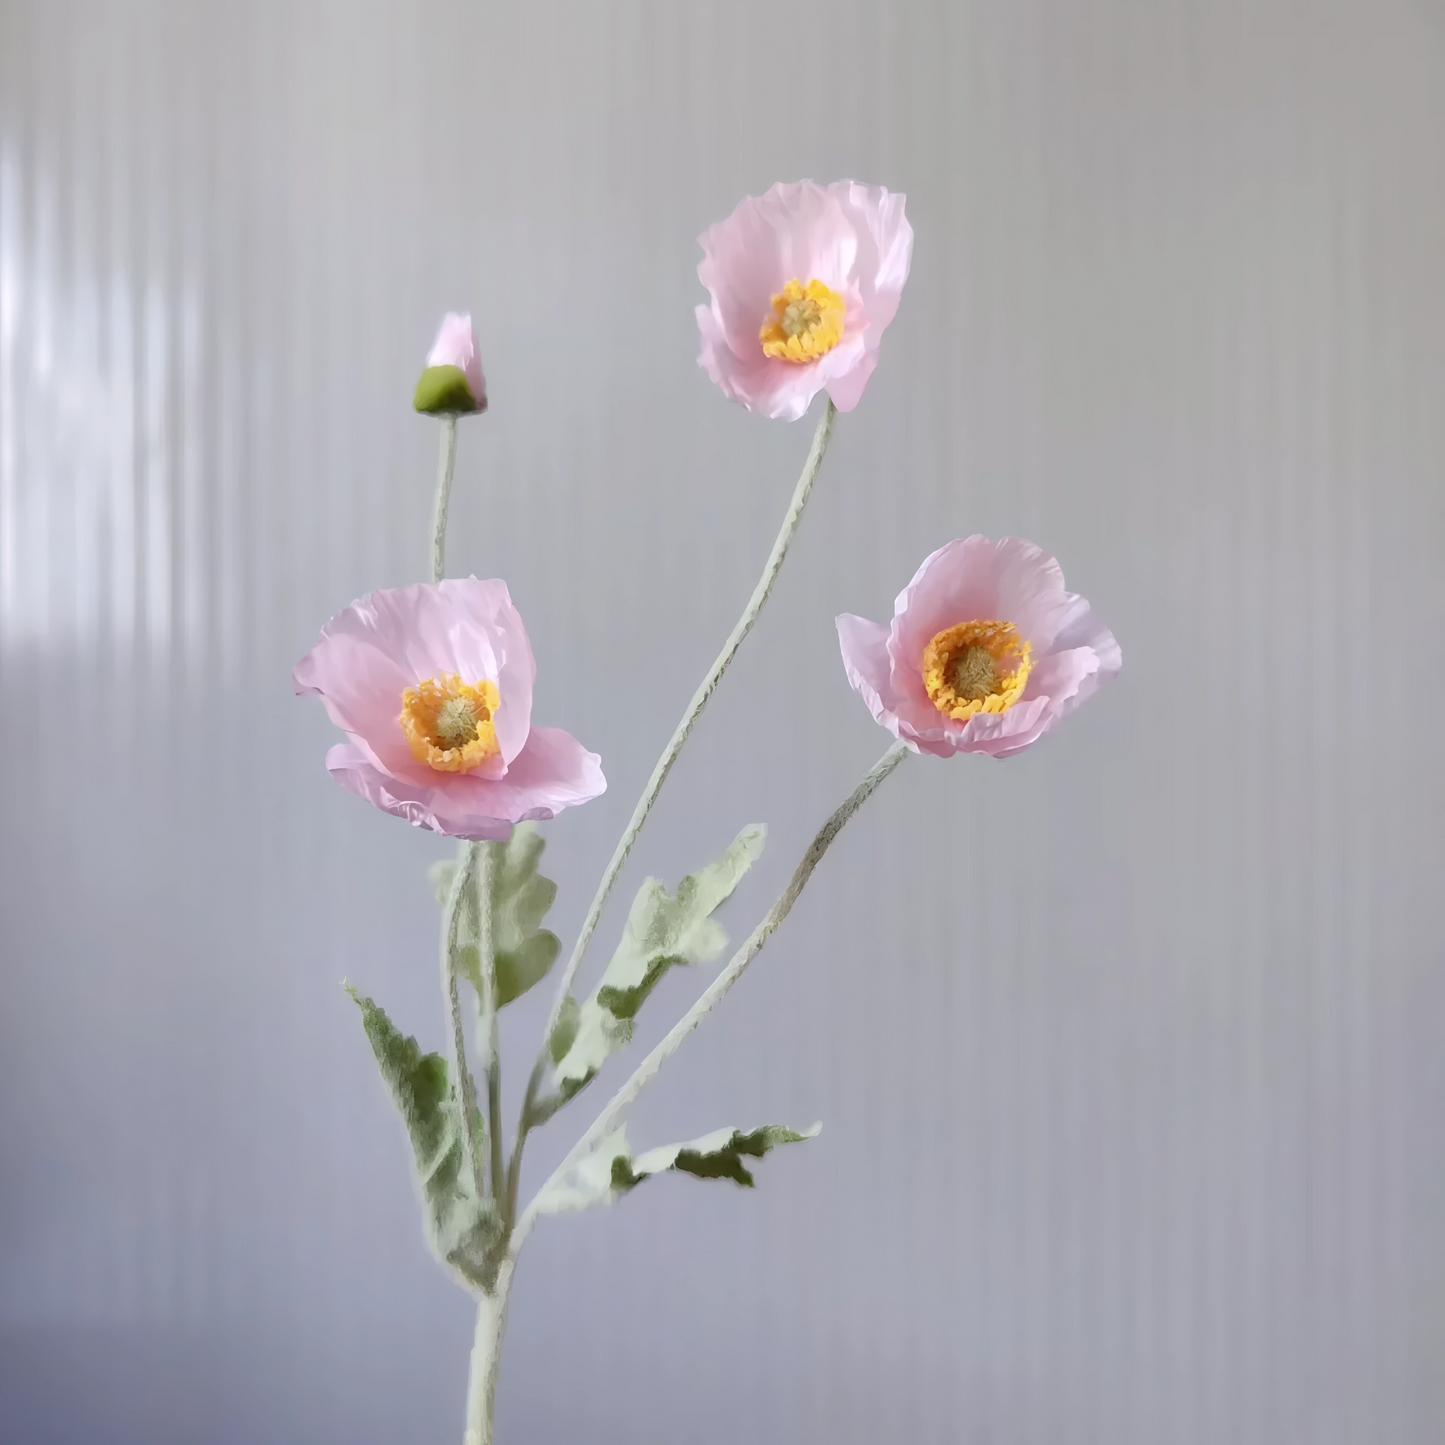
[413,312,487,415]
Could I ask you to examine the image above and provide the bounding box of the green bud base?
[415,364,483,415]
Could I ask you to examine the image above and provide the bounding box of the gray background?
[2,1,1442,1441]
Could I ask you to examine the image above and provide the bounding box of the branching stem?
[463,1260,514,1445]
[511,400,839,1176]
[511,739,909,1253]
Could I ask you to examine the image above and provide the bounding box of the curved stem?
[512,739,908,1254]
[537,398,836,1052]
[431,414,459,583]
[508,399,837,1205]
[441,842,486,1202]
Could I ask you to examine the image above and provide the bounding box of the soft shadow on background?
[2,2,1442,1442]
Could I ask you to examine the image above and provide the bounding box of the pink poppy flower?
[413,311,487,415]
[836,537,1121,759]
[293,578,604,838]
[696,180,914,422]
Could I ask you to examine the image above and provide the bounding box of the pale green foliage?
[548,994,581,1065]
[548,825,765,1102]
[429,825,561,1007]
[536,1122,820,1215]
[346,986,504,1291]
[623,1124,821,1188]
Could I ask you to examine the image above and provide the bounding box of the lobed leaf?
[430,824,561,1008]
[347,986,503,1291]
[626,1124,821,1188]
[549,824,765,1101]
[535,1121,820,1216]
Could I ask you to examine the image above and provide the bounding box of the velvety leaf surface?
[347,986,503,1291]
[548,825,765,1101]
[430,825,561,1008]
[536,1121,819,1215]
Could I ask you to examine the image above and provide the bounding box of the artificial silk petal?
[295,579,604,836]
[323,726,604,841]
[837,536,1121,759]
[835,613,894,732]
[696,180,913,421]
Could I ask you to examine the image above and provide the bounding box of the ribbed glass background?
[2,2,1441,1441]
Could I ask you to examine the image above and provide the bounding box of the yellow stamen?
[759,278,846,363]
[922,620,1032,721]
[399,673,500,773]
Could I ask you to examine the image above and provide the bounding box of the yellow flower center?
[922,620,1033,721]
[759,278,846,363]
[399,673,501,773]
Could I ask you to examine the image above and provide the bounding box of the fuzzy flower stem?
[441,841,486,1203]
[511,738,908,1253]
[431,414,459,583]
[463,1259,514,1445]
[508,399,837,1194]
[530,398,837,1069]
[472,841,507,1209]
[504,1090,527,1227]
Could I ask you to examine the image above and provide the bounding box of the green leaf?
[658,1125,819,1187]
[550,825,765,1099]
[346,985,503,1291]
[547,994,581,1065]
[489,826,562,1006]
[535,1122,819,1216]
[430,826,561,1009]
